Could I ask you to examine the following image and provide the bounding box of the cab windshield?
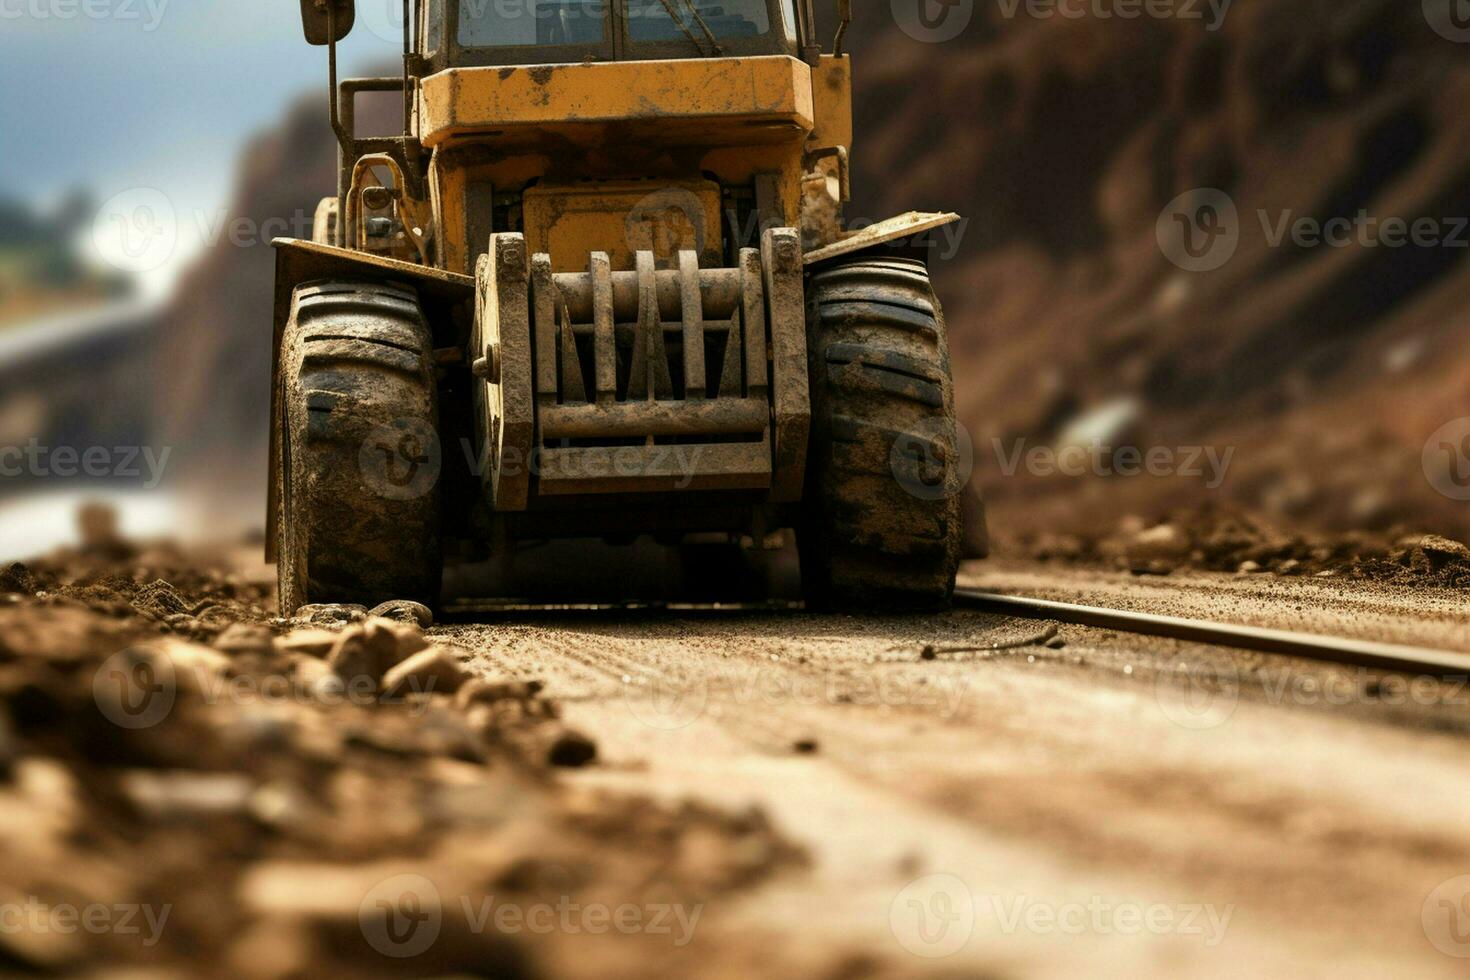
[455,0,795,52]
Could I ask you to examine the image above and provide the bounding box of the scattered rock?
[368,599,434,629]
[295,603,368,625]
[152,638,234,682]
[121,770,255,820]
[224,917,325,980]
[133,579,193,617]
[1045,636,1067,649]
[0,606,137,664]
[214,623,274,657]
[325,618,427,689]
[1127,523,1190,575]
[1236,560,1262,574]
[381,647,470,699]
[0,562,36,594]
[547,727,598,768]
[454,678,545,710]
[274,629,339,659]
[1413,534,1470,560]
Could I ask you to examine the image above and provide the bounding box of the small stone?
[1045,636,1067,649]
[120,770,254,819]
[547,728,597,768]
[290,655,339,698]
[326,618,427,688]
[1277,559,1302,575]
[1415,534,1470,560]
[368,599,434,628]
[1127,523,1190,576]
[129,638,232,694]
[274,629,339,659]
[0,563,36,595]
[381,647,470,699]
[214,623,274,657]
[453,678,544,710]
[1236,560,1262,575]
[792,738,819,754]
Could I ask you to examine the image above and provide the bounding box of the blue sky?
[1,0,407,291]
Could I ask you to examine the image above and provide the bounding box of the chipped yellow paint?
[809,55,853,153]
[419,56,814,150]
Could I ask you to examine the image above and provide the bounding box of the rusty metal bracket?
[473,234,533,511]
[763,227,809,502]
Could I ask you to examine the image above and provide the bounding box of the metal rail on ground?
[954,590,1470,680]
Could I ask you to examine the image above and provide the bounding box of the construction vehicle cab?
[270,0,976,613]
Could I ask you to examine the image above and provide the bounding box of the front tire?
[799,256,965,611]
[276,280,441,615]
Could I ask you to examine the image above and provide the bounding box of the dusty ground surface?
[2,523,1470,977]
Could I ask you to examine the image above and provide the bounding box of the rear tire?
[276,280,441,615]
[799,256,964,612]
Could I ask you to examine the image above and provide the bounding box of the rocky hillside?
[158,2,1470,542]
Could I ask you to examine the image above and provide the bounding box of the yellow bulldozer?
[268,0,978,613]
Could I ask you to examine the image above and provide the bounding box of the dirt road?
[6,541,1470,976]
[435,560,1470,978]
